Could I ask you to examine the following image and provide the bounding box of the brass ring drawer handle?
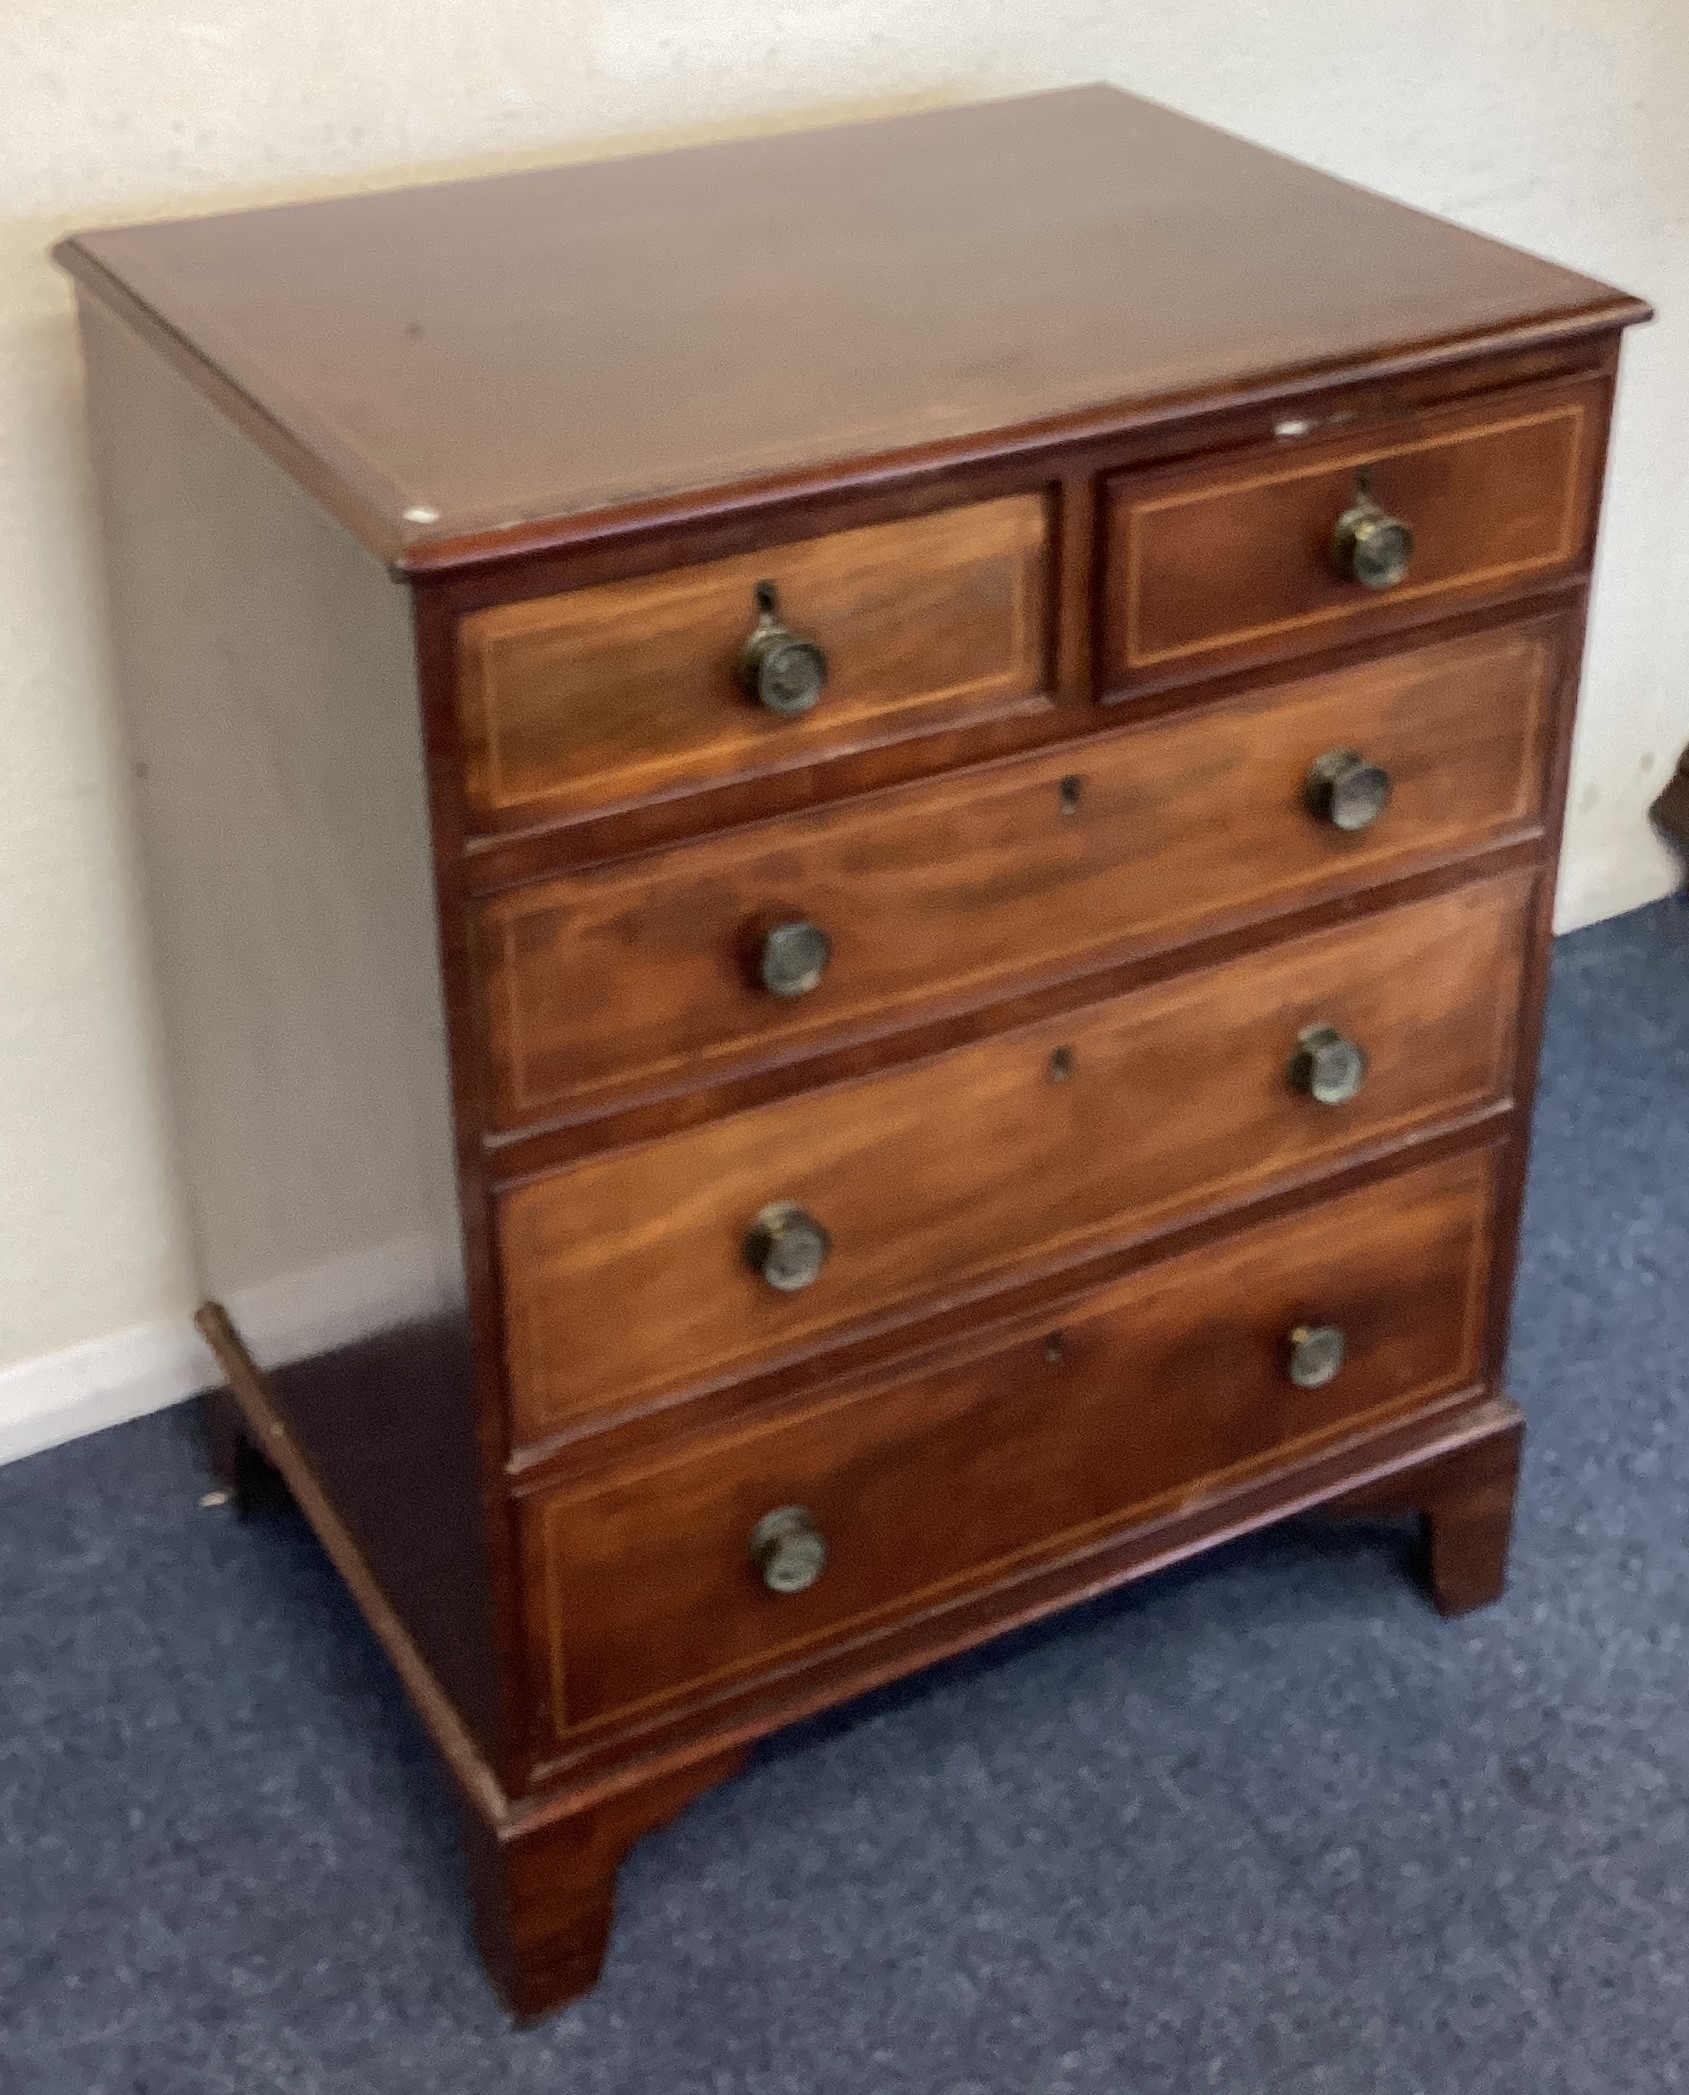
[1287,1323,1346,1389]
[1289,1024,1368,1105]
[745,1202,831,1291]
[1305,748,1392,832]
[750,1505,828,1594]
[758,919,832,998]
[738,581,829,716]
[1332,471,1413,591]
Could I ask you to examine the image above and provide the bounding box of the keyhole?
[1058,775,1082,815]
[1044,1331,1066,1363]
[1048,1046,1075,1083]
[754,580,779,617]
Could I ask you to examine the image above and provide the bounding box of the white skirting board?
[0,1232,459,1468]
[0,1318,210,1469]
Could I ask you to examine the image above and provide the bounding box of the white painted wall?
[3,3,1686,1458]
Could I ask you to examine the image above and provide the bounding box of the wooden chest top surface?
[55,86,1643,567]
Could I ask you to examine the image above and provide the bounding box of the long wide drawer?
[454,494,1051,831]
[524,1145,1499,1740]
[497,871,1531,1442]
[475,617,1558,1128]
[1103,376,1604,692]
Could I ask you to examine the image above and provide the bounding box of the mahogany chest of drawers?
[59,86,1648,2016]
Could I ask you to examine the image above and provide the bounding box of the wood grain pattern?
[497,872,1532,1443]
[455,495,1050,828]
[528,1146,1496,1739]
[1105,377,1604,690]
[521,1388,1525,1793]
[53,88,1642,567]
[417,338,1621,614]
[474,1387,1526,2019]
[475,617,1558,1128]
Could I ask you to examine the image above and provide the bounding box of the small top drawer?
[1103,376,1606,691]
[454,495,1052,830]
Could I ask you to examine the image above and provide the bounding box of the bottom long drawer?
[525,1145,1499,1743]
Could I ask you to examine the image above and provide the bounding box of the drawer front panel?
[498,873,1530,1441]
[477,619,1556,1127]
[1103,378,1603,691]
[528,1147,1498,1737]
[456,495,1051,829]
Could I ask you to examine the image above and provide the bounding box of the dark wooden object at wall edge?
[1652,744,1689,870]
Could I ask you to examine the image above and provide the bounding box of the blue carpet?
[3,899,1687,2094]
